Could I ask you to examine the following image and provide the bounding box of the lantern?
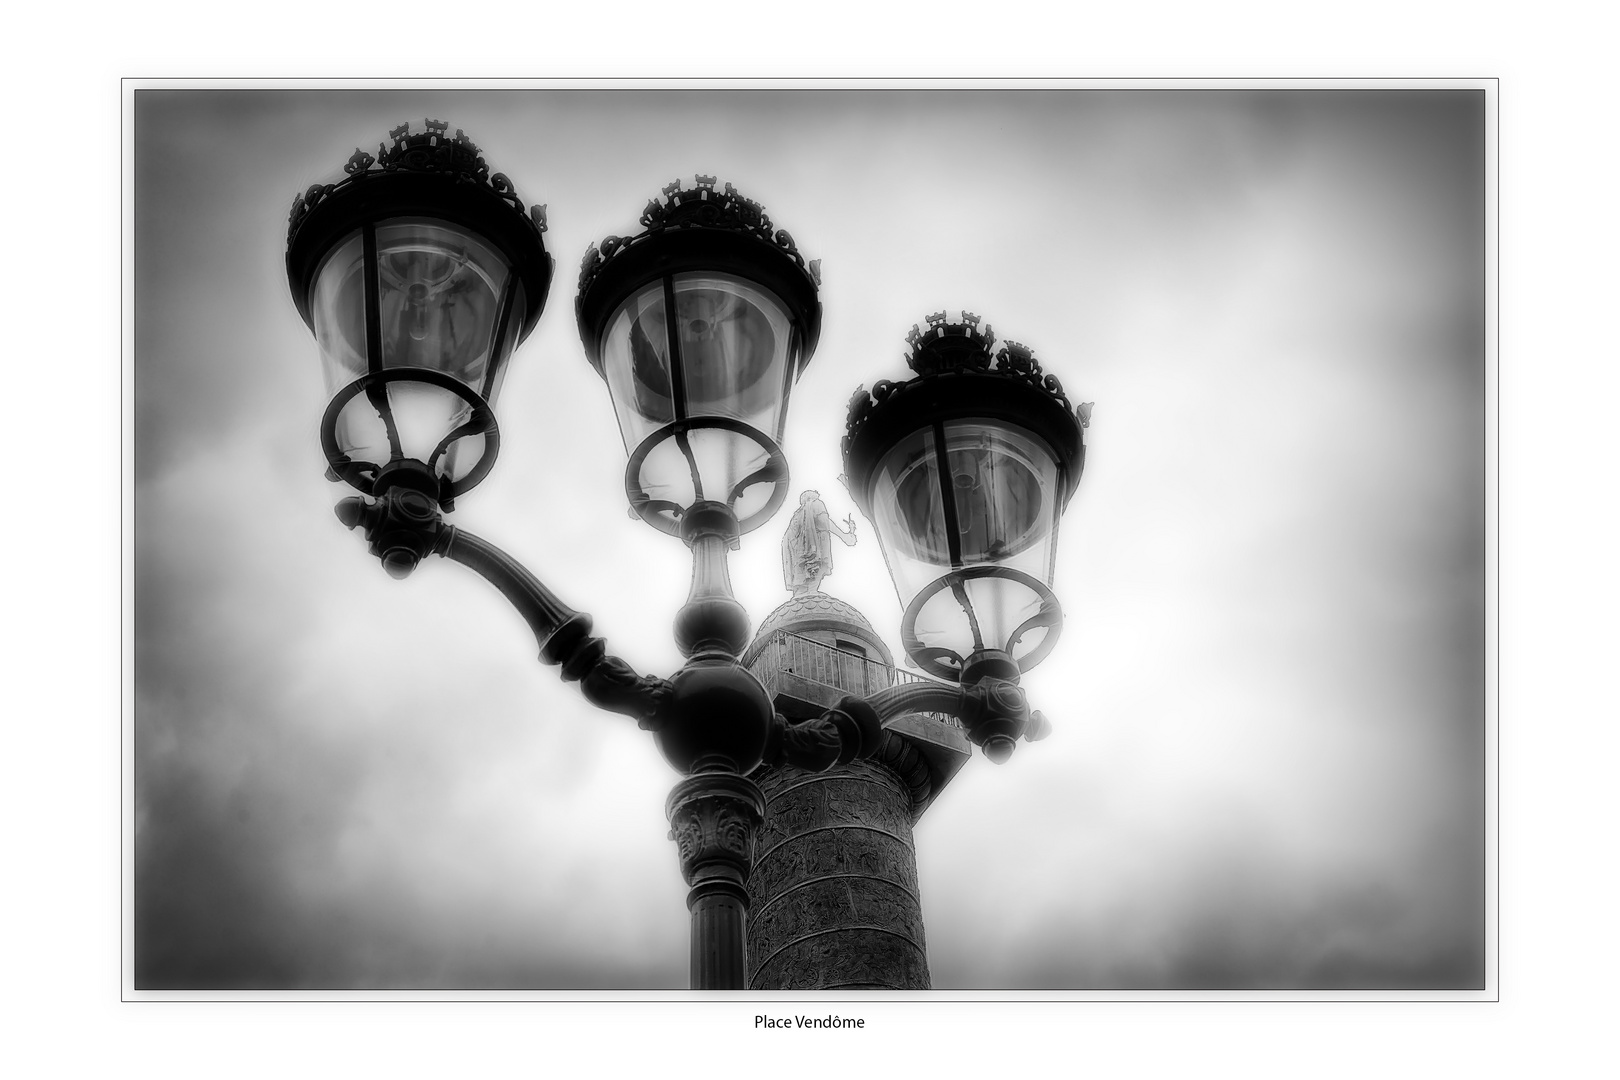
[286,120,553,508]
[843,313,1087,683]
[576,176,821,537]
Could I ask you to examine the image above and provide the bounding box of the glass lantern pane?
[871,427,951,605]
[483,280,525,405]
[311,231,367,398]
[374,220,510,389]
[601,283,678,452]
[872,418,1064,666]
[603,273,797,525]
[671,273,795,439]
[601,274,797,456]
[939,419,1060,583]
[310,221,515,405]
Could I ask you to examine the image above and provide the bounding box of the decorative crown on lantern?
[286,119,549,251]
[576,174,821,304]
[843,311,1084,464]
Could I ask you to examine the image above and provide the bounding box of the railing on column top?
[769,630,962,728]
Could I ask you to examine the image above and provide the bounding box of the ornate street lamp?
[843,313,1089,761]
[286,125,1090,988]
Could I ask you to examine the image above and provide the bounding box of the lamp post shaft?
[689,878,749,989]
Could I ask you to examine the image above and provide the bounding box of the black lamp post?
[285,122,1091,989]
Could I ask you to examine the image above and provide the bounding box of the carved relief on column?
[746,759,931,989]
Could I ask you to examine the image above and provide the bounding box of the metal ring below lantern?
[624,417,790,537]
[900,565,1063,681]
[319,368,499,502]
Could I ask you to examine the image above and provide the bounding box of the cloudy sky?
[132,87,1485,991]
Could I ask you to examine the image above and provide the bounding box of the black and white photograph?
[128,85,1489,996]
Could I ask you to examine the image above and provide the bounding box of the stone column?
[746,759,930,989]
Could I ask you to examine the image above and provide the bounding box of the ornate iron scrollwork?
[576,174,813,298]
[286,119,548,248]
[992,339,1073,408]
[843,312,1081,459]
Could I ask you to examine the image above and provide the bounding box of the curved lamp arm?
[436,527,671,724]
[336,487,670,725]
[757,672,1047,771]
[332,485,1039,761]
[866,676,1043,764]
[865,680,969,722]
[429,526,572,653]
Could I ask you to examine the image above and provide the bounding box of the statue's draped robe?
[782,500,836,594]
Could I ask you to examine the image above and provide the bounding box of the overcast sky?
[133,87,1485,991]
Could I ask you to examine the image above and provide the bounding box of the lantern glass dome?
[842,318,1086,682]
[285,121,553,505]
[312,219,521,487]
[600,272,798,527]
[576,177,822,538]
[871,418,1063,676]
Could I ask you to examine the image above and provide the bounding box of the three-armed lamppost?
[285,121,1089,989]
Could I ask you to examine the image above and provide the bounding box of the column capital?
[666,772,766,897]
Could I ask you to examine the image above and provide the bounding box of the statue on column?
[781,490,857,596]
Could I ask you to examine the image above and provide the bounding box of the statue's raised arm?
[824,509,857,547]
[781,489,859,596]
